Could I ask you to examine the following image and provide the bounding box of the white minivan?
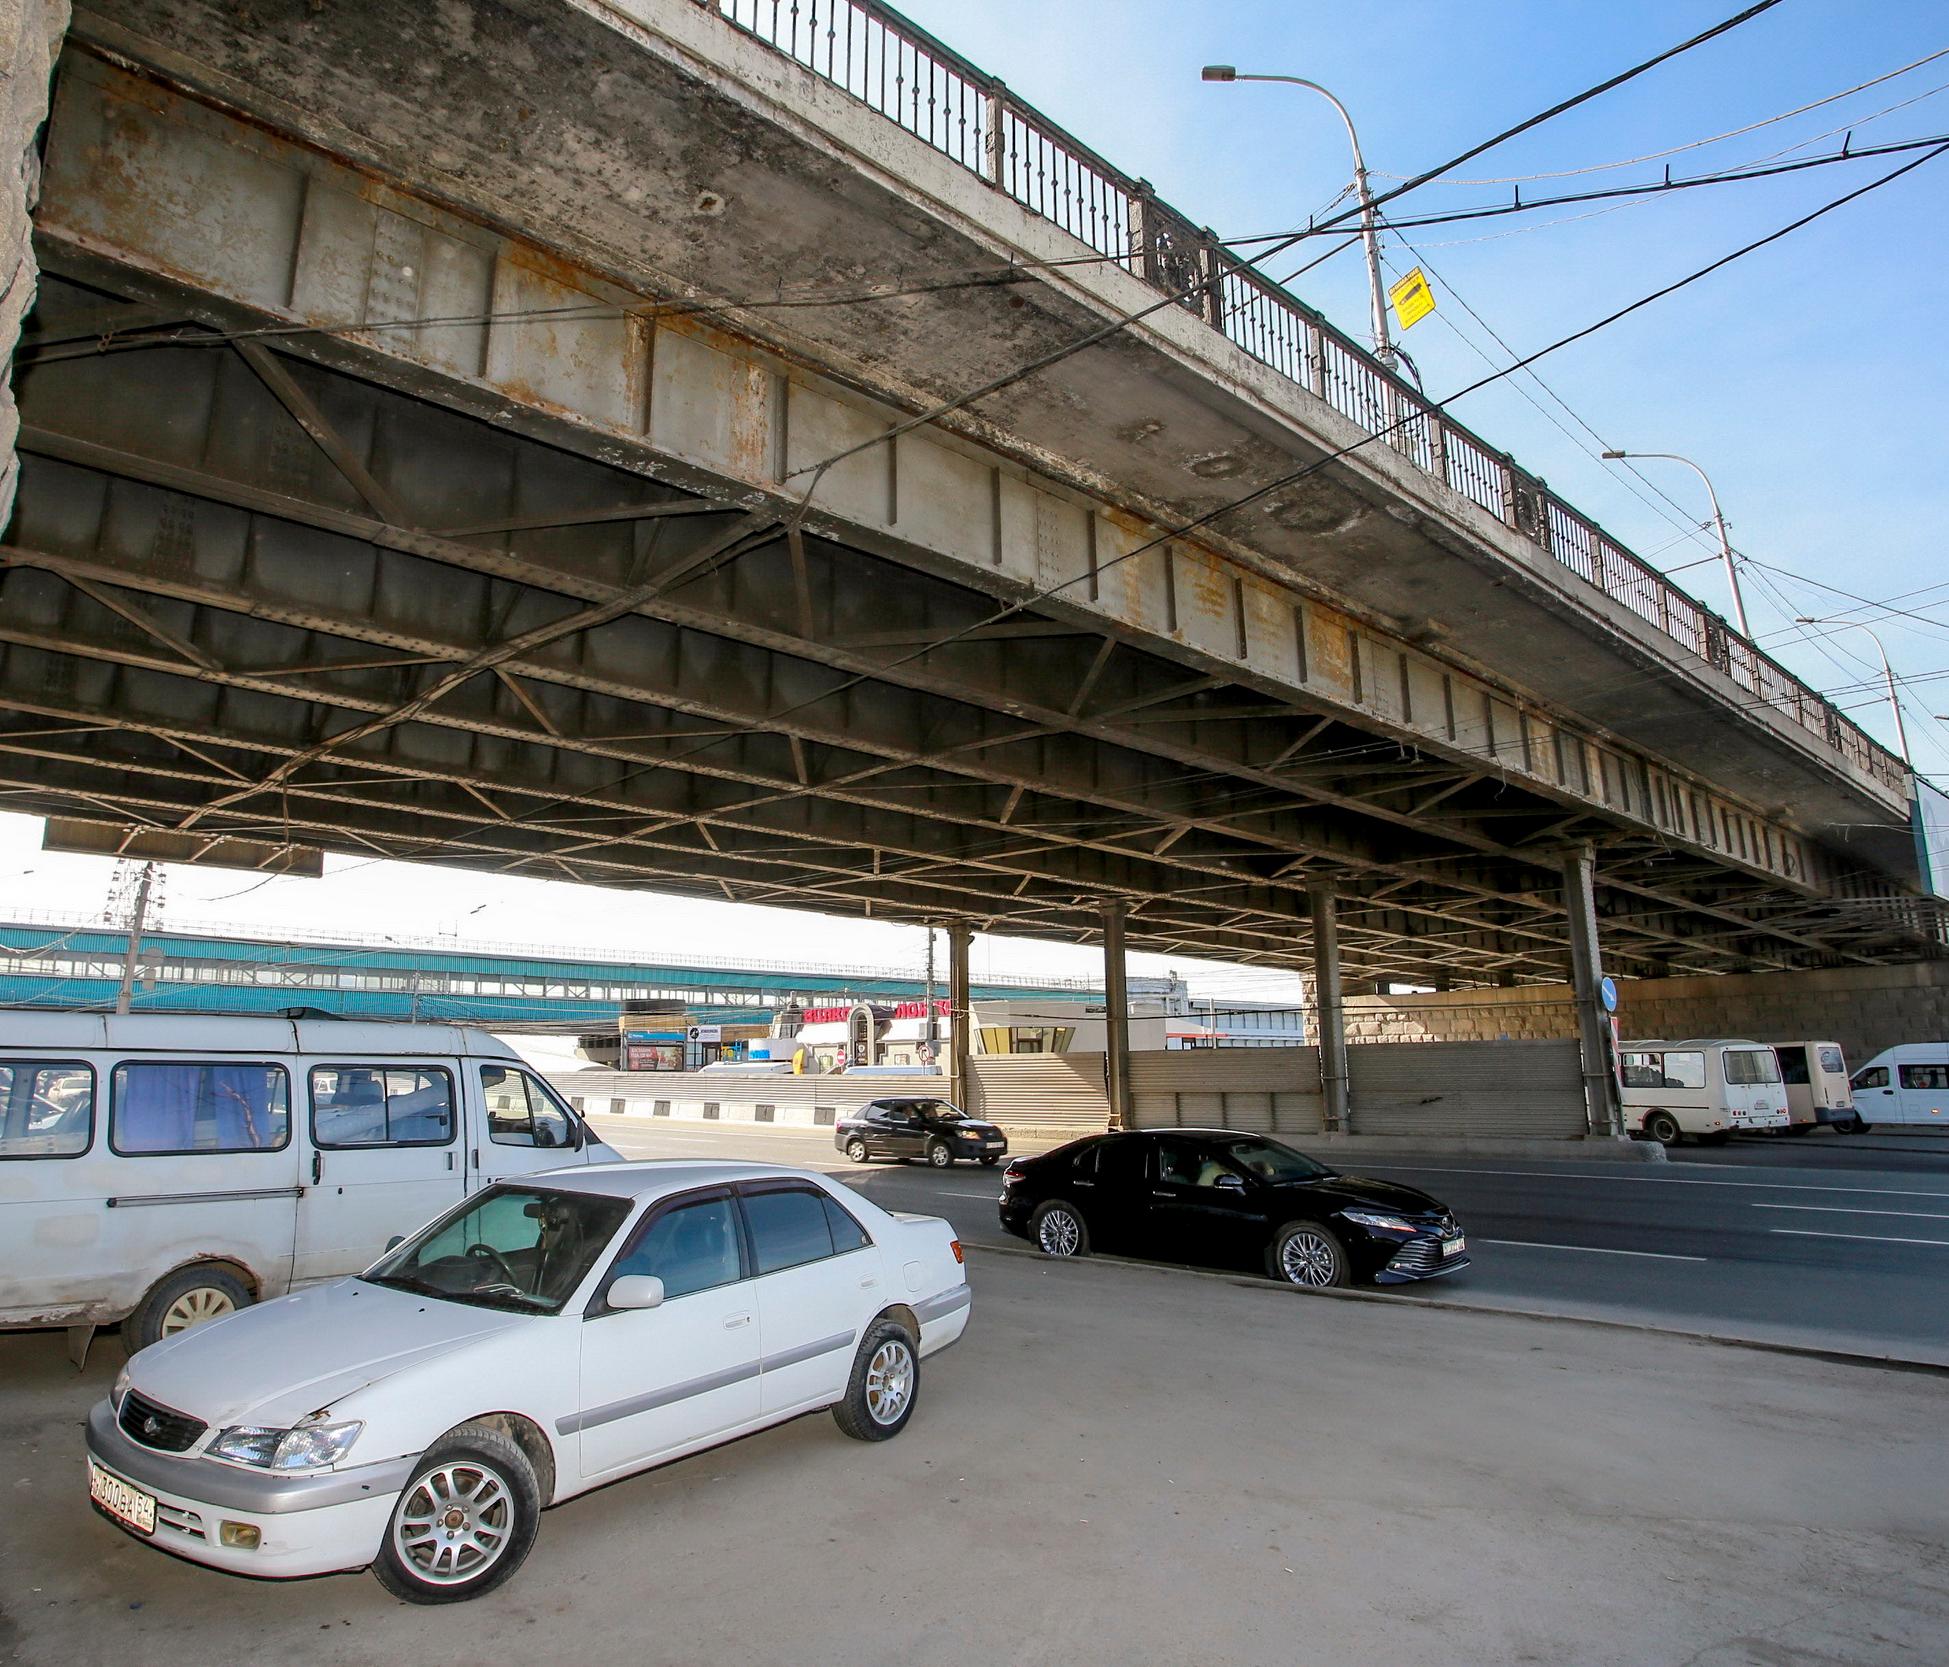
[1617,1038,1792,1145]
[0,1013,620,1356]
[1848,1044,1949,1129]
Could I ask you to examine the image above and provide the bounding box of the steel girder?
[3,289,1932,977]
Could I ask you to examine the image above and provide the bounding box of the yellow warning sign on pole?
[1388,267,1436,330]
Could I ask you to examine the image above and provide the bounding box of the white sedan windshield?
[364,1185,630,1314]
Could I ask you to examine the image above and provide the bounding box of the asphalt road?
[7,1239,1946,1665]
[586,1117,1949,1364]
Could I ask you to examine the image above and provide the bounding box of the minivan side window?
[1900,1064,1949,1091]
[481,1065,575,1149]
[1661,1052,1707,1090]
[0,1061,94,1159]
[1854,1066,1889,1090]
[312,1066,455,1148]
[111,1062,291,1155]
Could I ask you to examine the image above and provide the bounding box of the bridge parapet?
[698,0,1903,799]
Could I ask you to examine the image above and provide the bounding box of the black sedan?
[998,1128,1467,1287]
[835,1096,1010,1168]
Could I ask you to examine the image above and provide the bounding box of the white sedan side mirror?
[607,1275,665,1310]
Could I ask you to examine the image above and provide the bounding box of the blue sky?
[899,0,1949,778]
[3,1,1942,987]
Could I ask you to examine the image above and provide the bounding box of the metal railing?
[705,0,1907,796]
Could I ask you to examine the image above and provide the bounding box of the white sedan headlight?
[111,1363,132,1412]
[210,1412,364,1471]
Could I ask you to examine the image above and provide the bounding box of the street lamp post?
[1793,616,1912,768]
[1201,65,1395,372]
[1600,449,1751,639]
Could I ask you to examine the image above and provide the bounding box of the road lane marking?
[1754,1203,1949,1220]
[1772,1229,1949,1248]
[1370,1164,1949,1199]
[1477,1238,1706,1262]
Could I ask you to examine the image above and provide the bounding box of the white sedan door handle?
[860,1276,879,1289]
[723,1312,753,1330]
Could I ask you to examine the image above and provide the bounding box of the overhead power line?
[1370,45,1949,184]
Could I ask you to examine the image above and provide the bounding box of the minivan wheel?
[126,1265,251,1353]
[1644,1111,1682,1147]
[926,1140,953,1168]
[832,1320,920,1442]
[372,1422,540,1604]
[1030,1200,1088,1259]
[844,1137,869,1163]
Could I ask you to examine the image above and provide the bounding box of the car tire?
[979,1154,1000,1167]
[1029,1199,1089,1259]
[1644,1111,1682,1147]
[372,1421,541,1604]
[831,1320,920,1442]
[1267,1222,1351,1288]
[1268,1222,1351,1288]
[1852,1117,1872,1134]
[844,1137,869,1163]
[126,1264,252,1354]
[926,1139,954,1168]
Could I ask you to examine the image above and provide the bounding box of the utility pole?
[113,861,157,1015]
[922,925,938,1066]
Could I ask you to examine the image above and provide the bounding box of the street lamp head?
[1794,616,1819,624]
[1599,450,1628,460]
[1201,64,1237,82]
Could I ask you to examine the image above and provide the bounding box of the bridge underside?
[2,251,1931,985]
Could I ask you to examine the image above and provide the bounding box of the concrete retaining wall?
[1345,962,1949,1070]
[0,0,64,525]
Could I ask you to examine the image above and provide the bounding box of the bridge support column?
[1310,885,1349,1133]
[947,922,971,1113]
[1101,899,1132,1129]
[1563,845,1623,1138]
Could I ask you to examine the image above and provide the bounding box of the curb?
[966,1240,1949,1377]
[1307,1133,1666,1164]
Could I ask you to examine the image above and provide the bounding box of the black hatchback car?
[835,1096,1009,1168]
[998,1128,1467,1287]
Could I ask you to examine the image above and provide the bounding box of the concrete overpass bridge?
[0,0,1938,1125]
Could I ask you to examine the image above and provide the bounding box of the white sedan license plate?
[89,1461,156,1535]
[1442,1237,1466,1258]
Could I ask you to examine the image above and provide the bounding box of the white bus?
[1772,1041,1856,1133]
[1848,1044,1949,1129]
[0,1013,619,1358]
[1618,1038,1792,1146]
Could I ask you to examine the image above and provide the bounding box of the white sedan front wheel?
[372,1422,541,1604]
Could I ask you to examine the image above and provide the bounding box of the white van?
[1848,1044,1949,1129]
[1772,1041,1856,1132]
[1618,1038,1792,1145]
[0,1013,620,1356]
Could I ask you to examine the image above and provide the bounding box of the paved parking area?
[4,1247,1946,1666]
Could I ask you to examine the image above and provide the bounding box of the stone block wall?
[0,0,67,529]
[1344,962,1949,1072]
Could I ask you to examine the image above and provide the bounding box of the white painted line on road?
[1772,1229,1949,1248]
[1373,1164,1949,1199]
[1477,1238,1706,1262]
[1473,1240,1707,1263]
[1754,1203,1949,1220]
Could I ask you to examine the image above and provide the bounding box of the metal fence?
[705,0,1905,796]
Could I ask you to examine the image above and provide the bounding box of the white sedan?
[84,1161,970,1602]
